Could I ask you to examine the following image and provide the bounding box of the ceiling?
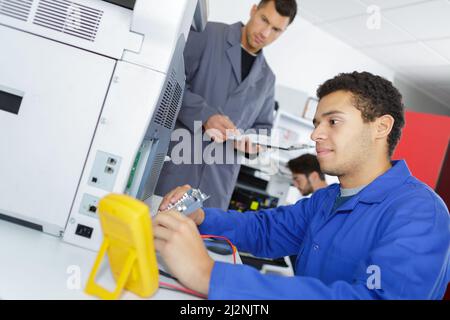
[298,0,450,110]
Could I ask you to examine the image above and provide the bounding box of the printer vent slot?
[154,70,183,130]
[33,0,103,42]
[143,153,165,201]
[167,82,182,129]
[0,0,33,21]
[154,79,174,127]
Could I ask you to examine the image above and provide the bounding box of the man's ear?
[250,4,258,17]
[375,115,394,140]
[309,171,319,182]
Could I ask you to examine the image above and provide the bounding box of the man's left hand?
[153,210,214,295]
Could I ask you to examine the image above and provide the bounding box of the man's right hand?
[158,184,205,226]
[204,114,238,143]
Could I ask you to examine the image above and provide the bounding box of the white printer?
[0,0,208,250]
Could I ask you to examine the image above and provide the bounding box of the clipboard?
[228,134,315,151]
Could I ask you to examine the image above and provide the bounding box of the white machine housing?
[0,0,208,251]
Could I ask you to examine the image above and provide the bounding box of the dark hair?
[287,154,325,180]
[258,0,298,24]
[316,71,405,157]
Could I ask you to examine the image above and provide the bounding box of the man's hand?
[204,114,238,143]
[158,184,205,226]
[153,210,214,295]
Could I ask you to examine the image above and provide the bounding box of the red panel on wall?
[393,111,450,189]
[393,111,450,300]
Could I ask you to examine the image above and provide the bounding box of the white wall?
[274,85,308,117]
[208,0,449,116]
[209,0,394,99]
[394,77,450,116]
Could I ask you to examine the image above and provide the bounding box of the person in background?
[155,0,298,209]
[287,153,328,196]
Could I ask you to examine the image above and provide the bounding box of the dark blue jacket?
[200,161,450,299]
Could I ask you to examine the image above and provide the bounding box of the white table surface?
[0,197,239,300]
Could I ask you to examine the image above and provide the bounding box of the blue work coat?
[155,22,276,209]
[199,160,450,299]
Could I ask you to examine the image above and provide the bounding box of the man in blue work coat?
[155,0,298,209]
[154,71,450,299]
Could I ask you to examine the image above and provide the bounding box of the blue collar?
[326,160,412,213]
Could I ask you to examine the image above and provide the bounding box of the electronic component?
[167,188,209,215]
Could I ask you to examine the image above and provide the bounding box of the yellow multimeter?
[85,194,159,300]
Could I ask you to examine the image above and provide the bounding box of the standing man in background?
[155,0,298,209]
[288,153,328,196]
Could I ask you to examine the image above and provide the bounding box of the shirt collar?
[226,22,266,88]
[228,22,264,55]
[340,184,367,197]
[358,160,412,204]
[241,44,259,57]
[227,22,244,46]
[326,160,412,213]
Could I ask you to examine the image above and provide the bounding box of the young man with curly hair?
[154,71,450,299]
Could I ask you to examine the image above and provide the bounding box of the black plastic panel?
[0,212,43,232]
[0,89,22,115]
[102,0,135,10]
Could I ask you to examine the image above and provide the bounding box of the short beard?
[301,178,314,196]
[320,129,373,179]
[246,32,256,51]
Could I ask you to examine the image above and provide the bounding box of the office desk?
[0,200,239,300]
